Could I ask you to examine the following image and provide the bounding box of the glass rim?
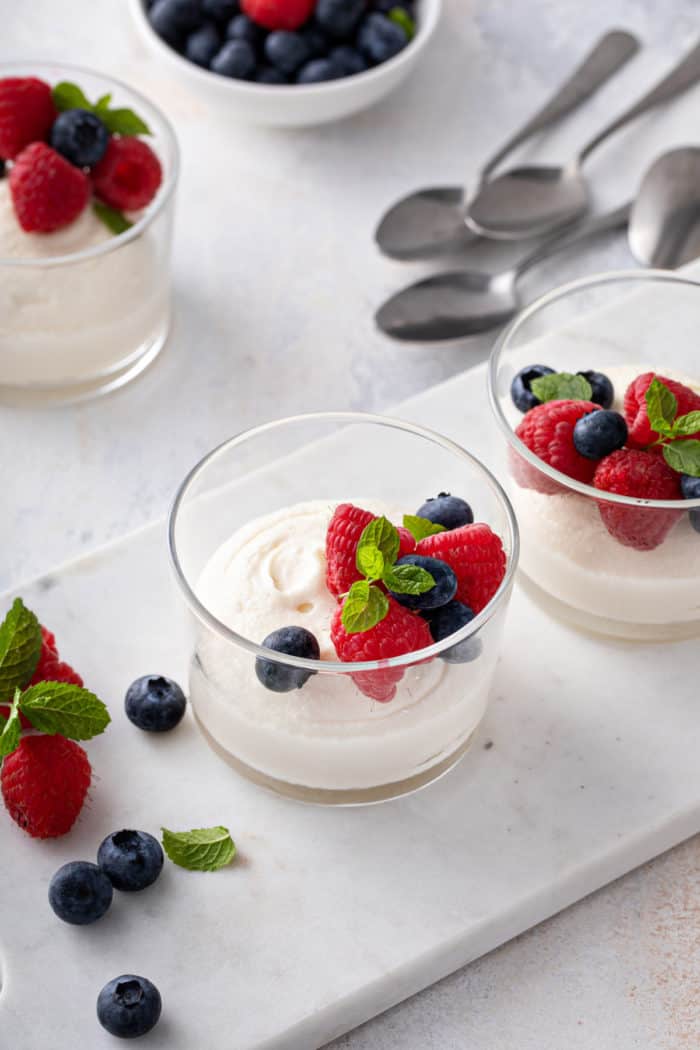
[0,60,180,269]
[168,411,519,673]
[488,269,700,511]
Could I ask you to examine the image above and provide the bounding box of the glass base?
[193,711,478,806]
[519,571,700,642]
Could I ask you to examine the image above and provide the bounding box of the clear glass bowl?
[168,413,518,805]
[488,270,700,642]
[0,62,179,405]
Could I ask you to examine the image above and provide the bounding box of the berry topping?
[0,76,56,160]
[396,525,417,558]
[357,13,409,64]
[265,30,312,73]
[415,492,473,530]
[150,0,204,46]
[624,372,700,449]
[417,522,506,613]
[98,829,165,892]
[125,675,187,732]
[186,22,223,66]
[315,0,364,38]
[681,474,700,534]
[510,364,555,413]
[1,735,92,838]
[423,600,481,664]
[578,369,614,409]
[325,503,376,597]
[92,136,163,211]
[331,595,432,702]
[593,449,683,550]
[387,554,457,610]
[255,626,320,692]
[211,38,258,78]
[49,108,109,168]
[573,409,628,460]
[97,975,162,1039]
[514,399,602,489]
[48,860,113,925]
[241,0,316,31]
[9,142,89,232]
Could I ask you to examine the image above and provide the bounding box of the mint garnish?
[663,439,700,478]
[93,201,133,236]
[530,372,593,403]
[0,598,42,699]
[671,411,700,437]
[645,377,677,434]
[0,690,22,759]
[19,681,110,740]
[52,81,152,135]
[383,564,434,595]
[161,826,236,871]
[356,517,400,572]
[388,7,415,38]
[402,514,445,542]
[342,580,390,633]
[643,379,700,477]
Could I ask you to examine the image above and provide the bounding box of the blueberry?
[387,554,457,611]
[416,492,473,530]
[265,31,311,74]
[296,58,342,83]
[149,0,203,47]
[49,109,109,168]
[316,0,364,39]
[578,369,614,409]
[225,13,262,45]
[48,861,113,925]
[301,22,329,57]
[255,627,320,692]
[257,65,288,83]
[0,159,5,179]
[329,45,367,75]
[98,829,164,892]
[374,0,414,11]
[211,38,257,77]
[357,13,408,64]
[573,410,627,460]
[510,364,555,413]
[97,975,162,1039]
[186,21,222,65]
[125,675,186,732]
[202,0,239,21]
[680,474,700,533]
[424,601,482,664]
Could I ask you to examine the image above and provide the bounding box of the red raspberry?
[331,596,433,703]
[92,136,162,212]
[417,523,506,613]
[325,503,376,597]
[396,526,417,559]
[1,735,91,838]
[9,142,89,232]
[0,76,56,160]
[0,626,83,728]
[514,400,601,493]
[624,372,700,449]
[593,449,683,551]
[241,0,315,30]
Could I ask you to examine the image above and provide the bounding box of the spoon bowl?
[376,270,517,341]
[629,146,700,268]
[465,162,589,240]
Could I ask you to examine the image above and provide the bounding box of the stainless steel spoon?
[376,204,630,342]
[466,39,700,241]
[374,29,640,260]
[629,146,700,268]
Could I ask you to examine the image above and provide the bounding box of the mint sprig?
[20,682,110,740]
[402,514,445,542]
[663,439,700,477]
[93,202,133,236]
[0,690,22,759]
[530,372,593,403]
[161,826,236,872]
[52,81,152,135]
[0,598,42,698]
[644,378,700,478]
[342,581,390,633]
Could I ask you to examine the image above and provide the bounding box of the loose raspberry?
[9,142,89,232]
[417,523,506,613]
[624,372,700,449]
[514,400,602,493]
[0,626,83,728]
[325,503,376,598]
[396,526,417,559]
[331,596,433,702]
[1,735,91,838]
[0,76,56,160]
[92,136,162,212]
[593,449,683,551]
[241,0,315,30]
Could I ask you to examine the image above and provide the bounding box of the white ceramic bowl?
[129,0,441,126]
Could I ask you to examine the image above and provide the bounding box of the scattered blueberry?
[316,0,365,39]
[49,109,109,168]
[388,554,457,611]
[296,58,342,83]
[265,31,311,75]
[416,492,473,530]
[680,474,700,533]
[573,409,627,460]
[256,626,320,692]
[210,39,257,78]
[424,601,482,664]
[301,22,329,57]
[48,861,113,925]
[98,830,164,892]
[357,13,408,64]
[125,675,187,733]
[186,22,222,66]
[510,364,555,413]
[201,0,239,21]
[225,13,262,45]
[329,45,367,76]
[97,975,162,1039]
[578,369,614,409]
[257,65,288,84]
[149,0,203,46]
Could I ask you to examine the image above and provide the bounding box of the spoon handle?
[579,39,700,162]
[481,30,641,178]
[515,203,632,278]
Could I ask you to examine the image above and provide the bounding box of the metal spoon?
[629,146,700,268]
[374,29,640,260]
[375,204,630,342]
[466,39,700,241]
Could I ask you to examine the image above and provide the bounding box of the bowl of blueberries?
[131,0,441,125]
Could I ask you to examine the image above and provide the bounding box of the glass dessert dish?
[0,62,179,405]
[488,270,700,642]
[169,412,518,805]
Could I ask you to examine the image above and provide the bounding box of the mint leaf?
[93,202,133,236]
[94,93,112,112]
[0,690,22,759]
[530,372,593,403]
[383,564,434,595]
[671,410,700,437]
[0,598,42,699]
[663,439,700,477]
[161,826,236,871]
[645,378,678,435]
[341,581,389,634]
[19,682,110,740]
[99,107,152,136]
[356,544,384,580]
[51,82,152,136]
[402,514,446,542]
[388,7,415,38]
[357,518,399,571]
[52,81,92,112]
